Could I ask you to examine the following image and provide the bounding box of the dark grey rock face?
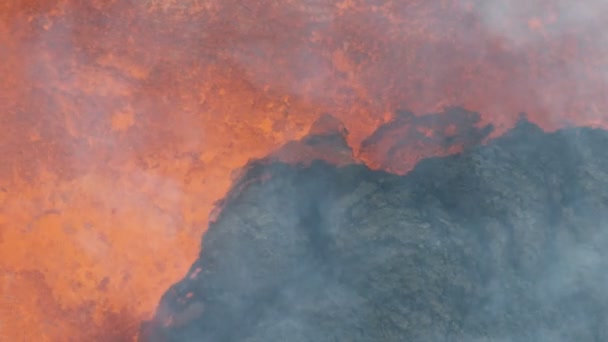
[141,118,608,342]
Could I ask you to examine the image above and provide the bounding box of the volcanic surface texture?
[4,1,608,339]
[141,116,608,341]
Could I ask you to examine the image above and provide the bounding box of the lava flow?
[1,0,608,341]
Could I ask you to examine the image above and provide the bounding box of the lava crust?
[142,117,608,341]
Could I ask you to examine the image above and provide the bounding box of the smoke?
[197,0,608,139]
[462,0,608,127]
[471,0,608,44]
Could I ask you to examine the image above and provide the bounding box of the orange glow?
[1,0,608,340]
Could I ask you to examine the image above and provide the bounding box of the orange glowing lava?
[1,0,608,340]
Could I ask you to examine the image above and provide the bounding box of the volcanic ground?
[140,112,608,341]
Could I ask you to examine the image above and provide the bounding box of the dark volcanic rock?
[359,107,494,174]
[141,118,608,342]
[267,113,355,167]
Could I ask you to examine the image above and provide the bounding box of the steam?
[461,0,608,127]
[471,0,608,44]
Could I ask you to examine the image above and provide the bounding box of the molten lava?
[1,0,607,340]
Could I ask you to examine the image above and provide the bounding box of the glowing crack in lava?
[1,0,607,340]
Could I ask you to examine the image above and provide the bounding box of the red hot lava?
[1,0,607,340]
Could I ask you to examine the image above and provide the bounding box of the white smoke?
[463,0,608,127]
